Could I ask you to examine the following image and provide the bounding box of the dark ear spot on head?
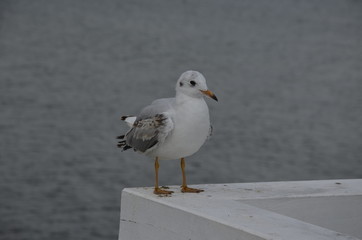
[179,82,183,87]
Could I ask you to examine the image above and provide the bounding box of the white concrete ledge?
[119,179,362,240]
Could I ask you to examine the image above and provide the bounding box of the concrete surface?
[242,196,362,238]
[119,179,362,240]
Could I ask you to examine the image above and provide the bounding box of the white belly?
[149,98,210,160]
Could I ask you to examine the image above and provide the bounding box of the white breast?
[150,97,210,160]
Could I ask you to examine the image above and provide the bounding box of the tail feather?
[121,116,137,127]
[118,115,136,151]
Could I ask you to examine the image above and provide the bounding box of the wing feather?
[117,98,175,153]
[121,113,173,153]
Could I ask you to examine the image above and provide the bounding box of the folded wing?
[118,113,174,153]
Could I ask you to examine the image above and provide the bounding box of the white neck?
[175,91,203,105]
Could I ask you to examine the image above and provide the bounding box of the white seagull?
[117,70,218,195]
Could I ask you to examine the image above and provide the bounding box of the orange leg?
[180,158,204,193]
[153,157,173,195]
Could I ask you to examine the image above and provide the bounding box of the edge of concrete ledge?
[119,179,362,240]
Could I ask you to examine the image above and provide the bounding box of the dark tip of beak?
[200,90,218,102]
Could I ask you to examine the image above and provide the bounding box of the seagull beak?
[200,90,218,101]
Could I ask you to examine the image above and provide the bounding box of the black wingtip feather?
[122,146,132,151]
[117,139,133,152]
[116,135,125,139]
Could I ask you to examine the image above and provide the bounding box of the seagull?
[117,70,218,195]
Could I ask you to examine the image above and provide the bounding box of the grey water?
[0,0,361,239]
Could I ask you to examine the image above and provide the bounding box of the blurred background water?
[0,0,361,239]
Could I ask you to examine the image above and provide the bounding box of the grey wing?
[138,98,175,119]
[125,113,174,153]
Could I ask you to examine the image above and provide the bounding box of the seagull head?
[176,70,218,101]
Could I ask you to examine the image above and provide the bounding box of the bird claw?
[181,186,204,193]
[154,187,173,195]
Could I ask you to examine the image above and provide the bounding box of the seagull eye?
[190,80,196,86]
